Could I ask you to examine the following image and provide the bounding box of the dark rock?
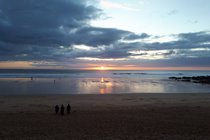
[169,76,210,84]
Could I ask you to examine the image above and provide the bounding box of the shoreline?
[1,93,210,111]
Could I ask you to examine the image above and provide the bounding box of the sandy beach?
[1,93,210,140]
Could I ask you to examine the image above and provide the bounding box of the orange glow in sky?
[92,66,113,70]
[0,61,210,70]
[0,61,34,69]
[88,65,210,71]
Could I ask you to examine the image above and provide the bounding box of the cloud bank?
[0,0,210,68]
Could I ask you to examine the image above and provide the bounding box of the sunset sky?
[0,0,210,70]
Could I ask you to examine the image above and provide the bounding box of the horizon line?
[1,67,210,71]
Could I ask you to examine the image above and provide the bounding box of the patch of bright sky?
[143,35,179,43]
[77,57,127,61]
[73,44,95,51]
[121,34,179,43]
[91,0,210,35]
[129,47,210,60]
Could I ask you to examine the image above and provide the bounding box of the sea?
[0,69,210,94]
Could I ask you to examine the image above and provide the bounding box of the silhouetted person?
[31,76,33,81]
[60,104,64,115]
[67,104,71,114]
[55,105,59,114]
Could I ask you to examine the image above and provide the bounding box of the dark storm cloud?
[0,0,100,46]
[96,46,131,58]
[93,31,210,59]
[178,31,210,43]
[141,32,210,51]
[72,27,132,47]
[124,33,150,40]
[125,56,210,68]
[0,0,210,68]
[0,0,144,61]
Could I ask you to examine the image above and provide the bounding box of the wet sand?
[1,93,210,140]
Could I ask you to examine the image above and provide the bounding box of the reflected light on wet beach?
[2,75,210,94]
[100,88,105,94]
[100,77,104,83]
[99,77,106,94]
[99,77,113,94]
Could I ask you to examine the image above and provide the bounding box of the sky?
[0,0,210,70]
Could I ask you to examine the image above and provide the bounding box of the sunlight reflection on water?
[0,77,210,94]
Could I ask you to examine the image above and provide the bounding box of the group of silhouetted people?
[55,104,71,115]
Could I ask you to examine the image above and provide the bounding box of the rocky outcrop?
[169,76,210,84]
